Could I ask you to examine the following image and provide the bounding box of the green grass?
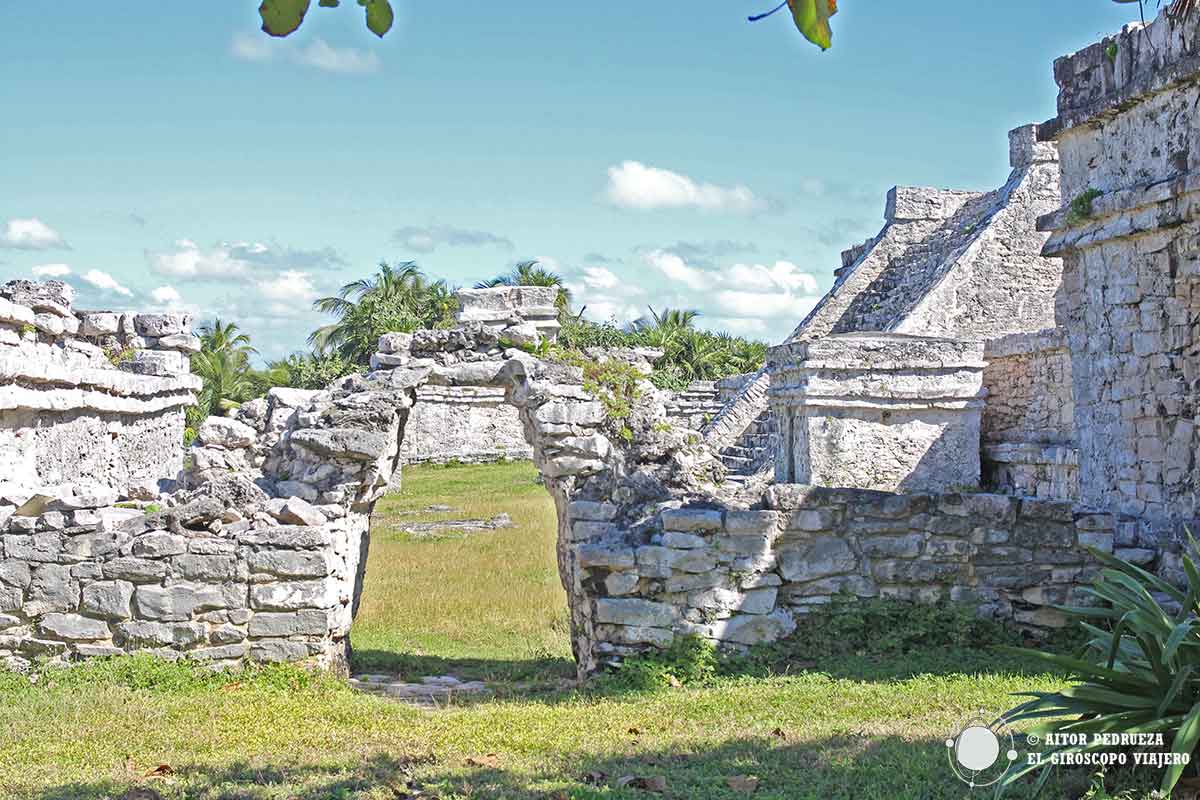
[350,461,573,683]
[0,462,1169,799]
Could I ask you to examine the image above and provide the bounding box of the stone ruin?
[1,6,1198,678]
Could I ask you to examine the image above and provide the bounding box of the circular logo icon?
[945,711,1019,788]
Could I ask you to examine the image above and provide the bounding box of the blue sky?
[1,2,1138,360]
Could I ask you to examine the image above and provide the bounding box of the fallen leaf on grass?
[627,726,641,735]
[615,775,667,792]
[771,727,787,740]
[143,763,174,779]
[464,754,500,769]
[727,775,760,793]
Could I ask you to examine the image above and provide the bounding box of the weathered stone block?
[661,508,723,532]
[723,511,780,534]
[568,501,619,522]
[635,546,717,575]
[778,537,857,583]
[247,551,331,579]
[248,610,329,638]
[662,531,707,550]
[38,613,108,641]
[115,621,206,648]
[859,534,924,559]
[249,580,334,611]
[132,532,187,558]
[81,580,134,620]
[594,598,678,627]
[174,554,245,582]
[103,557,169,583]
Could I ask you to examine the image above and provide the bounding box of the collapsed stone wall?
[1039,8,1200,527]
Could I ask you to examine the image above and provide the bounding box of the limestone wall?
[399,386,531,464]
[768,334,986,493]
[581,488,1115,665]
[0,280,198,499]
[1039,8,1200,525]
[980,329,1079,500]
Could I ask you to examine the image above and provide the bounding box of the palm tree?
[631,307,700,352]
[309,261,456,365]
[189,347,257,429]
[476,260,571,315]
[198,319,255,357]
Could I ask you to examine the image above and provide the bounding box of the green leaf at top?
[259,0,312,37]
[358,0,394,37]
[789,0,837,51]
[319,0,340,7]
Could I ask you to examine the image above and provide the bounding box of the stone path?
[348,673,493,707]
[395,512,513,538]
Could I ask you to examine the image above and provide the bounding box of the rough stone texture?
[1039,8,1200,524]
[704,126,1064,478]
[0,288,198,499]
[768,334,986,493]
[980,329,1078,500]
[398,385,531,465]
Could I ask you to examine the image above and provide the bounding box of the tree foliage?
[258,0,393,39]
[309,261,456,365]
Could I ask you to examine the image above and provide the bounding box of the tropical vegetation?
[1000,541,1200,795]
[183,260,768,433]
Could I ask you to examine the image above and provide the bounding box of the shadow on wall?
[10,734,1109,799]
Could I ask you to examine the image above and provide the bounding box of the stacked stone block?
[1038,7,1200,526]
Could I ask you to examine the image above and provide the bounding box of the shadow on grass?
[350,647,577,686]
[9,733,1165,800]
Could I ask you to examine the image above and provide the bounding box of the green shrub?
[598,635,719,691]
[1000,543,1200,795]
[182,426,198,447]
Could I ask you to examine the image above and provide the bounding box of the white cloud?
[604,162,760,213]
[81,269,132,297]
[147,240,342,281]
[394,224,514,254]
[31,263,71,278]
[151,240,249,279]
[296,38,380,74]
[579,266,620,291]
[230,32,274,62]
[231,31,380,75]
[1,218,68,250]
[256,270,318,316]
[151,285,182,305]
[642,250,823,341]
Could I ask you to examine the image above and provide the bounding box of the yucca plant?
[1000,542,1200,795]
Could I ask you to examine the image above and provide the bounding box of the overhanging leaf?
[788,0,837,51]
[358,0,394,37]
[259,0,311,37]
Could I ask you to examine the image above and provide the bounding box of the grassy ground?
[351,461,574,683]
[0,462,1169,799]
